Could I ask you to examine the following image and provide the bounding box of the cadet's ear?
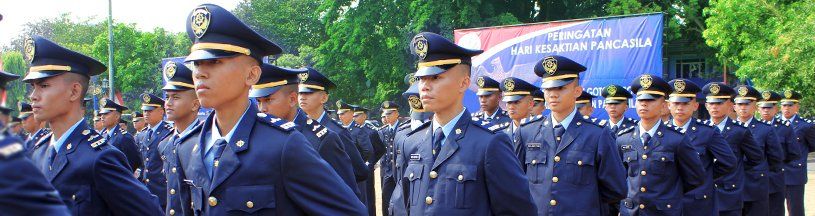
[246,64,261,86]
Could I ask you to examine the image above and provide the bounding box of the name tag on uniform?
[410,154,421,161]
[621,145,632,150]
[527,143,542,148]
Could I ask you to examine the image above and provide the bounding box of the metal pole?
[107,0,115,99]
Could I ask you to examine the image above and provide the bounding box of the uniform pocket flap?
[223,185,276,213]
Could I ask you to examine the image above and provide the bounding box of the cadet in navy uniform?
[576,90,595,117]
[472,75,510,125]
[601,84,638,134]
[158,58,201,216]
[0,136,70,215]
[702,82,764,216]
[497,77,538,161]
[173,4,365,215]
[133,111,147,143]
[353,105,386,216]
[98,98,142,173]
[391,32,536,215]
[666,78,737,215]
[379,100,405,216]
[616,75,705,215]
[516,55,625,215]
[756,90,802,216]
[139,93,174,208]
[250,63,360,198]
[298,67,370,187]
[24,35,161,215]
[530,88,547,116]
[19,101,50,155]
[778,90,815,216]
[733,85,784,216]
[337,100,376,206]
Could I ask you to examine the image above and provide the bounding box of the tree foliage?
[1,51,28,112]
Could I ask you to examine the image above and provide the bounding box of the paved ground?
[372,153,815,216]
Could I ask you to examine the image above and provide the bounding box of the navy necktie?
[554,124,565,145]
[206,139,228,178]
[432,129,444,159]
[642,133,652,147]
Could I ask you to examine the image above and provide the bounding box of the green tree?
[1,51,28,112]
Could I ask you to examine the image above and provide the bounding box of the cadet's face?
[102,111,119,128]
[759,106,778,120]
[191,56,259,109]
[258,89,296,119]
[543,81,581,114]
[578,104,593,116]
[478,93,501,112]
[298,91,328,113]
[635,98,665,120]
[506,96,533,120]
[94,120,103,130]
[22,116,37,132]
[669,101,697,122]
[531,101,546,116]
[734,101,757,119]
[134,120,145,130]
[354,113,367,124]
[29,75,75,122]
[781,104,798,118]
[604,102,628,119]
[338,111,353,124]
[385,111,399,124]
[418,65,470,112]
[165,90,199,121]
[143,108,164,125]
[705,101,733,119]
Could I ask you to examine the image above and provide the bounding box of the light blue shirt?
[317,111,327,123]
[782,115,795,122]
[611,118,625,129]
[51,118,85,153]
[715,117,729,132]
[739,117,753,126]
[107,125,117,138]
[204,105,250,176]
[432,108,467,146]
[638,120,661,145]
[550,108,578,130]
[389,121,399,131]
[150,121,164,134]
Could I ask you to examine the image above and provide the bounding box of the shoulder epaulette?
[599,119,607,126]
[256,113,295,132]
[303,118,329,138]
[520,114,544,126]
[398,122,411,131]
[406,121,431,135]
[664,124,684,134]
[86,133,107,149]
[617,126,636,136]
[0,142,24,159]
[486,122,510,132]
[628,117,639,123]
[580,115,604,127]
[731,120,748,128]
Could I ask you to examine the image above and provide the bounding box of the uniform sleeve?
[281,132,367,215]
[804,124,815,152]
[92,148,163,216]
[317,132,359,195]
[340,129,369,181]
[740,130,764,167]
[708,129,737,180]
[0,151,69,215]
[354,130,374,162]
[783,126,802,163]
[764,127,784,171]
[119,134,143,173]
[369,129,386,167]
[596,128,627,204]
[484,133,537,215]
[389,136,409,216]
[676,136,705,192]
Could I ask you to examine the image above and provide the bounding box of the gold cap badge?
[503,78,515,92]
[673,80,685,93]
[164,61,177,79]
[190,6,211,38]
[543,56,557,75]
[412,35,428,60]
[639,75,653,90]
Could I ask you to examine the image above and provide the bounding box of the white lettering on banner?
[547,28,612,41]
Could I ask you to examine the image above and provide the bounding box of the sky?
[0,0,241,47]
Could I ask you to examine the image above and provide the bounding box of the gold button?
[642,155,648,160]
[640,170,647,176]
[246,201,254,208]
[577,160,583,166]
[146,179,150,183]
[531,160,537,165]
[458,174,464,181]
[640,187,646,192]
[550,200,557,206]
[703,195,708,199]
[430,171,438,179]
[554,156,561,162]
[643,146,648,150]
[639,204,645,209]
[425,196,433,205]
[72,195,76,200]
[169,209,175,215]
[145,158,150,162]
[732,184,736,188]
[552,177,559,183]
[208,197,218,206]
[409,173,414,179]
[556,137,561,141]
[170,189,176,195]
[667,204,672,208]
[661,157,666,161]
[172,167,177,173]
[760,173,765,177]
